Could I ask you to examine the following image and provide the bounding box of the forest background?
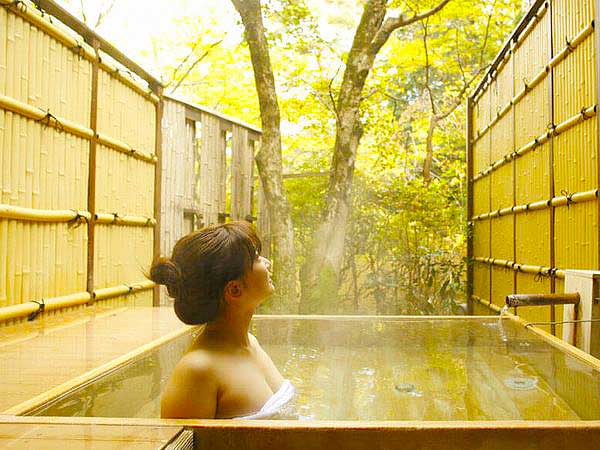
[60,0,526,315]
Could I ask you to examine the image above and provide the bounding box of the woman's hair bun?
[147,222,263,325]
[149,257,183,299]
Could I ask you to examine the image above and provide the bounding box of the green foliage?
[148,0,524,315]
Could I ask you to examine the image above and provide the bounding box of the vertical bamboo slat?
[0,6,6,96]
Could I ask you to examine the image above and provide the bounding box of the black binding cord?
[36,110,64,133]
[28,299,45,321]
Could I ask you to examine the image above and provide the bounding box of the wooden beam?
[168,94,262,134]
[184,105,203,123]
[548,0,556,335]
[31,0,162,91]
[595,0,600,292]
[153,88,164,306]
[466,97,474,315]
[86,38,100,304]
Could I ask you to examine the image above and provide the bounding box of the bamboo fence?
[467,0,599,337]
[0,0,261,321]
[0,0,161,324]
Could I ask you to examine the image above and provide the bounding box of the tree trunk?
[231,0,296,312]
[422,114,438,182]
[300,0,388,313]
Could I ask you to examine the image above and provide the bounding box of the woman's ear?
[224,280,243,303]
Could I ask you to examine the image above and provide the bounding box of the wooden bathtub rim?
[252,314,495,320]
[2,324,192,416]
[1,415,600,431]
[472,296,600,371]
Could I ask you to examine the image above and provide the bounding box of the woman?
[150,221,294,419]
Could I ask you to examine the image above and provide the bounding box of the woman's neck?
[203,307,254,348]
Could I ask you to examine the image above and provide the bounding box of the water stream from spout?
[498,305,510,343]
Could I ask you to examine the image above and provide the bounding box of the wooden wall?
[159,97,262,305]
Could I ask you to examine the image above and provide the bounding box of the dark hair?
[149,221,262,325]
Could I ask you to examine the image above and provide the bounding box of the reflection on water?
[32,318,600,420]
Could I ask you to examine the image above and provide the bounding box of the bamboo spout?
[505,293,580,308]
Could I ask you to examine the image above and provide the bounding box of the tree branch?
[421,20,436,115]
[435,65,486,121]
[170,36,209,82]
[399,0,452,27]
[328,65,342,120]
[167,39,223,93]
[478,0,497,67]
[93,0,116,29]
[79,0,87,24]
[369,0,452,54]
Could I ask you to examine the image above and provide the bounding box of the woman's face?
[243,254,274,302]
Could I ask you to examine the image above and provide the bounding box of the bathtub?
[24,315,600,448]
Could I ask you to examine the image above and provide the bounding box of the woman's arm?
[161,356,218,419]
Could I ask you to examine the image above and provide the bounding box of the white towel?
[234,380,296,420]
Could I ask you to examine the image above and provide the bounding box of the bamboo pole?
[0,279,155,324]
[0,291,90,322]
[94,213,156,227]
[0,92,93,139]
[510,38,518,318]
[472,191,598,221]
[93,279,155,301]
[0,6,6,98]
[473,257,566,279]
[96,131,157,164]
[1,112,10,204]
[0,204,91,222]
[0,220,7,307]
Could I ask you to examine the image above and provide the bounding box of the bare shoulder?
[179,348,217,372]
[161,350,219,419]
